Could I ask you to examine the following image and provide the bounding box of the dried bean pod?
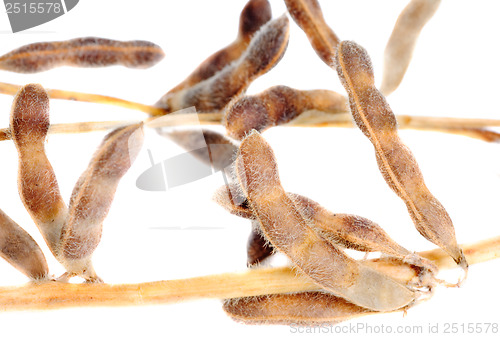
[380,0,441,95]
[0,38,164,73]
[236,131,416,311]
[291,194,411,257]
[223,292,375,325]
[336,40,467,271]
[59,123,144,281]
[215,184,437,285]
[169,0,272,93]
[156,15,290,113]
[284,0,339,66]
[10,84,67,257]
[0,209,49,280]
[214,183,412,259]
[224,85,347,139]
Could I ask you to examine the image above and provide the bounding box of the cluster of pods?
[0,0,470,326]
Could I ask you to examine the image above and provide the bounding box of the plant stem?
[0,82,167,116]
[0,112,499,142]
[0,235,498,311]
[0,82,499,142]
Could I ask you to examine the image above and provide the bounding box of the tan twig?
[0,235,498,311]
[0,81,499,142]
[0,82,167,116]
[0,111,498,143]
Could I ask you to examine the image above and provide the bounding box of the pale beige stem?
[0,112,499,142]
[0,82,498,141]
[0,114,223,141]
[0,236,497,311]
[0,82,167,116]
[289,111,500,142]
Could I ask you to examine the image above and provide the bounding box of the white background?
[0,1,499,336]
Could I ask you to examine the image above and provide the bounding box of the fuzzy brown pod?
[168,0,272,93]
[235,130,416,311]
[0,208,49,280]
[214,183,420,262]
[10,83,68,257]
[155,15,290,113]
[223,255,440,326]
[224,85,347,139]
[335,40,467,274]
[380,0,441,95]
[223,292,375,325]
[0,37,165,73]
[290,194,410,257]
[284,0,339,66]
[59,123,144,281]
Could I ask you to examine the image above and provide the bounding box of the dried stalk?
[0,111,498,143]
[0,82,167,116]
[0,81,499,142]
[0,235,497,311]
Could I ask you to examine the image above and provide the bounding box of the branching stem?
[0,82,499,142]
[0,235,498,311]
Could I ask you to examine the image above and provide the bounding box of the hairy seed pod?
[290,194,411,257]
[10,84,68,257]
[0,209,49,280]
[0,37,165,73]
[223,292,375,325]
[156,15,290,113]
[214,183,415,259]
[59,123,144,281]
[224,85,347,139]
[284,0,339,66]
[380,0,441,95]
[336,40,467,272]
[236,131,416,311]
[168,0,272,93]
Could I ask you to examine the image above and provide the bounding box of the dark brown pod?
[10,84,67,257]
[168,0,272,93]
[223,292,374,325]
[291,194,411,258]
[156,15,290,113]
[214,183,412,259]
[335,40,467,273]
[0,209,49,280]
[224,85,347,139]
[235,131,415,311]
[0,37,165,73]
[284,0,339,66]
[59,123,144,281]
